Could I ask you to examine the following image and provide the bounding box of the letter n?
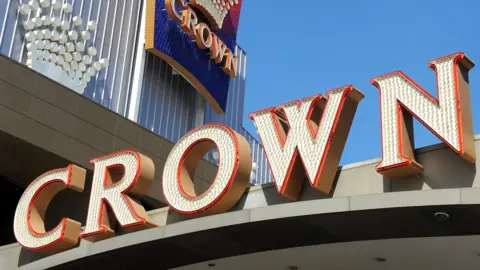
[249,86,364,200]
[371,52,476,176]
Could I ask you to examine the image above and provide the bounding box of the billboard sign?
[145,0,243,114]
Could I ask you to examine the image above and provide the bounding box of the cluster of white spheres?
[20,0,106,90]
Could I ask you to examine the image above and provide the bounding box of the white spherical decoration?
[83,73,91,82]
[72,16,83,26]
[32,17,42,28]
[51,0,62,10]
[27,50,37,60]
[50,53,58,63]
[43,51,51,61]
[99,58,109,68]
[59,33,68,44]
[25,32,35,42]
[28,0,40,11]
[71,61,78,70]
[39,0,50,8]
[57,55,65,65]
[34,40,44,50]
[41,15,51,26]
[61,20,70,31]
[62,62,70,72]
[50,16,61,27]
[64,53,73,62]
[76,42,85,52]
[42,50,50,59]
[58,45,66,55]
[68,70,75,78]
[87,67,96,76]
[50,30,60,41]
[63,3,73,13]
[23,20,34,30]
[87,21,97,31]
[78,62,86,72]
[87,47,97,56]
[73,52,82,62]
[41,29,51,39]
[42,40,51,50]
[33,30,43,40]
[81,31,91,41]
[92,61,101,71]
[82,55,91,65]
[26,42,37,52]
[36,49,43,59]
[68,30,78,41]
[75,70,82,78]
[19,4,31,15]
[50,42,59,52]
[66,42,75,52]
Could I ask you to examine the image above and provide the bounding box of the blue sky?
[236,0,480,165]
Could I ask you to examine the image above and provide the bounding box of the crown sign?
[189,0,239,30]
[18,0,108,94]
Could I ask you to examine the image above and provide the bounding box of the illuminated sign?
[12,52,477,255]
[145,0,243,114]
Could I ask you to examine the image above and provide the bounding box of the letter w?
[249,86,364,200]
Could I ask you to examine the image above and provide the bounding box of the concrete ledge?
[15,187,480,270]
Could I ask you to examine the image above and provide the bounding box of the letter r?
[81,150,156,241]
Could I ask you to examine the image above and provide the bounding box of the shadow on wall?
[384,144,477,192]
[234,141,478,209]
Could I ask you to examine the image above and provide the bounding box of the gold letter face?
[81,150,156,242]
[14,165,86,254]
[162,124,252,217]
[371,52,476,176]
[250,86,364,200]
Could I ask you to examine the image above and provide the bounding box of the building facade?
[0,0,271,185]
[1,1,480,270]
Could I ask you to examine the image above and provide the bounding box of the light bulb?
[28,0,40,11]
[49,42,59,52]
[50,30,60,41]
[23,20,34,30]
[63,3,73,13]
[19,4,31,15]
[68,30,78,41]
[61,20,70,31]
[25,32,35,42]
[87,47,97,56]
[50,16,60,27]
[87,21,97,31]
[41,29,51,39]
[39,0,50,8]
[81,31,91,41]
[58,45,66,55]
[51,0,62,10]
[72,16,83,26]
[41,15,51,26]
[76,42,85,52]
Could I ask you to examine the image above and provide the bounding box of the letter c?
[166,0,186,22]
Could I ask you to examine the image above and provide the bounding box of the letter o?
[162,124,252,216]
[195,22,213,49]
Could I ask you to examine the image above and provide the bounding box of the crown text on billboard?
[166,0,238,77]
